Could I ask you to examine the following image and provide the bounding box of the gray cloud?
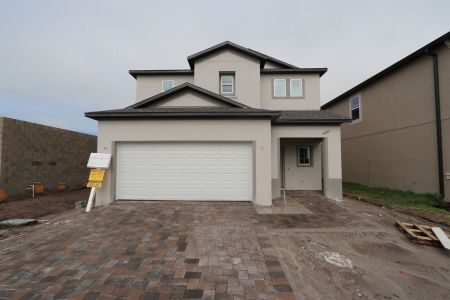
[1,0,448,134]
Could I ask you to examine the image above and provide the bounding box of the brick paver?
[0,193,368,299]
[0,203,284,299]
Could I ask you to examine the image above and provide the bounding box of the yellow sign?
[88,169,105,182]
[87,181,103,188]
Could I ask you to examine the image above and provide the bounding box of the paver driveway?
[0,201,296,299]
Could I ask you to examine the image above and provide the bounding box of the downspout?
[428,52,445,198]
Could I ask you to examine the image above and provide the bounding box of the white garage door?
[116,142,252,201]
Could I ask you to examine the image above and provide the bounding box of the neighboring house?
[322,31,450,203]
[0,117,96,199]
[86,41,348,206]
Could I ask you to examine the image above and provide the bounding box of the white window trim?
[273,79,287,97]
[349,94,362,124]
[289,79,303,97]
[297,146,312,167]
[161,80,175,92]
[220,74,234,94]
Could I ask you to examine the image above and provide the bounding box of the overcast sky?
[0,1,449,134]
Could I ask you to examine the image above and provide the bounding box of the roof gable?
[187,41,297,69]
[128,82,250,109]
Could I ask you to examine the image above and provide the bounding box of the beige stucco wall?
[134,50,323,111]
[281,138,322,190]
[326,44,450,201]
[194,49,261,108]
[260,74,321,110]
[96,119,273,207]
[271,125,342,201]
[150,90,227,107]
[264,62,282,69]
[135,75,194,101]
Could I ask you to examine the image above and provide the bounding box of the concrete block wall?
[0,117,97,199]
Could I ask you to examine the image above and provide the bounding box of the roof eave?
[322,30,450,109]
[128,82,250,109]
[273,119,351,125]
[129,70,194,79]
[261,68,328,77]
[85,112,280,121]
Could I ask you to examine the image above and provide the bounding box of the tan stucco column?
[322,133,343,201]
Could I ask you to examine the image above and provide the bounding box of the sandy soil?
[272,197,450,300]
[0,189,88,220]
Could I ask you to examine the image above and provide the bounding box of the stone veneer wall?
[0,117,97,199]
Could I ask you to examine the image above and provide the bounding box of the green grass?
[343,182,450,226]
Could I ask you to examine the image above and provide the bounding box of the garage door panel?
[119,179,250,189]
[116,142,252,201]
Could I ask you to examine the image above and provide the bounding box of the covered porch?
[271,125,343,202]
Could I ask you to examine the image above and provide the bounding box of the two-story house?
[86,41,348,206]
[323,31,450,203]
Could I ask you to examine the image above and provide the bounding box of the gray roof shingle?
[85,107,349,124]
[274,111,350,124]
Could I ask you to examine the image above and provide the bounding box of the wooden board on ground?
[431,227,450,250]
[396,221,440,246]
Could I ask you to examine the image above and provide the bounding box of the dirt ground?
[0,189,88,220]
[272,197,450,300]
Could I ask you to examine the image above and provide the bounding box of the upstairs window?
[290,79,303,97]
[350,95,361,121]
[273,79,286,97]
[220,74,234,95]
[162,80,174,92]
[297,146,312,166]
[273,78,304,98]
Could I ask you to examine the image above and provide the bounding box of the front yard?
[343,182,450,226]
[0,191,448,299]
[0,189,88,220]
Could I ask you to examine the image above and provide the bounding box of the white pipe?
[86,187,96,212]
[26,185,35,198]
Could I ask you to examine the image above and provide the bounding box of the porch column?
[323,131,343,201]
[271,137,281,199]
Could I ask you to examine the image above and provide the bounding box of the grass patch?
[343,182,450,226]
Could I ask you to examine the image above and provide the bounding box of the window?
[273,78,304,98]
[162,80,174,92]
[220,74,234,94]
[273,79,286,97]
[290,79,303,97]
[297,147,311,166]
[350,95,361,121]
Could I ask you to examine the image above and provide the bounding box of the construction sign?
[87,181,103,188]
[88,169,105,182]
[87,169,105,188]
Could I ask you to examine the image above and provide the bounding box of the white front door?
[116,142,253,201]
